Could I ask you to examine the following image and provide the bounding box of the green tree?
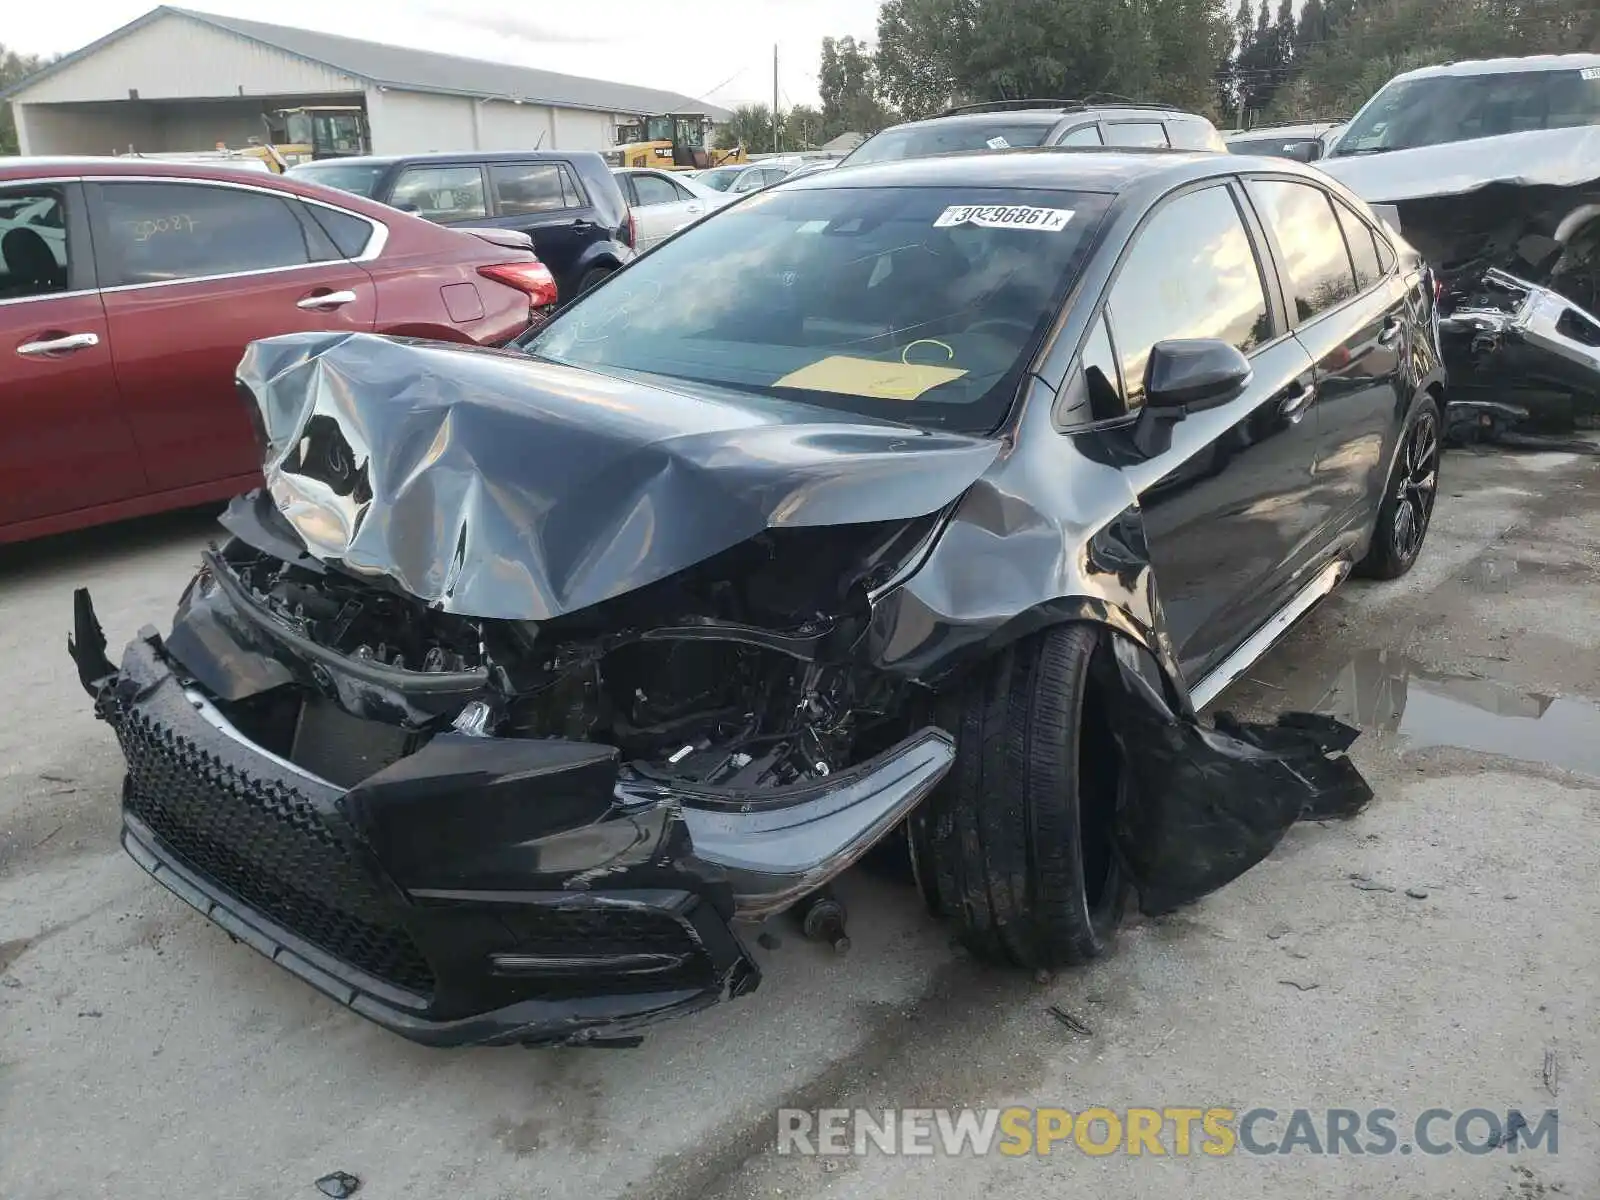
[1295,0,1328,57]
[1,45,52,156]
[818,35,890,139]
[715,103,776,152]
[874,0,1230,122]
[784,103,826,148]
[875,0,974,118]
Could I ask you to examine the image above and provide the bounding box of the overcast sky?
[6,1,883,108]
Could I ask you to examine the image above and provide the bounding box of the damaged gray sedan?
[70,149,1435,1047]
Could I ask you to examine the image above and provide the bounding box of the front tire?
[1358,394,1441,580]
[911,623,1126,968]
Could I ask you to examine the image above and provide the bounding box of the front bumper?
[73,593,953,1047]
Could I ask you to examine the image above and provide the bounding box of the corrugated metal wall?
[365,90,475,154]
[13,13,361,103]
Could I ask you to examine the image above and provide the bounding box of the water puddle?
[1300,648,1600,779]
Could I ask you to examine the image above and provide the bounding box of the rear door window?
[0,186,70,299]
[1333,199,1382,291]
[301,204,374,259]
[94,181,313,285]
[1104,122,1170,148]
[631,173,684,206]
[489,162,576,216]
[389,165,488,222]
[1105,184,1272,411]
[1056,124,1104,146]
[1246,179,1358,323]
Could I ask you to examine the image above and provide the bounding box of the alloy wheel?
[1392,409,1439,563]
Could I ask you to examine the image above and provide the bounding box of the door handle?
[296,290,358,311]
[17,331,100,356]
[1378,314,1404,345]
[687,205,703,214]
[1277,379,1317,421]
[571,218,595,230]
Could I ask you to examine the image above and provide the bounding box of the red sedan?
[0,157,558,543]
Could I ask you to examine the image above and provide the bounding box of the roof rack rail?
[940,99,1086,116]
[940,95,1180,117]
[1076,92,1180,111]
[1228,119,1343,133]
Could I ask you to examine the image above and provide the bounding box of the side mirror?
[1132,338,1251,457]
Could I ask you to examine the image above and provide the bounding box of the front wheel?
[1358,395,1441,580]
[911,623,1127,968]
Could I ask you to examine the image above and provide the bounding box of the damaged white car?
[1320,53,1600,439]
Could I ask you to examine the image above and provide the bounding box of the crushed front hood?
[1320,126,1600,204]
[236,333,1002,620]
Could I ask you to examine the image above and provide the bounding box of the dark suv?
[842,99,1228,165]
[290,151,633,299]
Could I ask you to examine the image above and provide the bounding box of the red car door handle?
[296,290,358,311]
[17,331,100,356]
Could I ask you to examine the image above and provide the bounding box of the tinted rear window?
[525,185,1112,434]
[845,121,1055,165]
[288,162,389,198]
[303,204,374,258]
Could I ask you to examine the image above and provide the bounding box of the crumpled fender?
[862,390,1372,913]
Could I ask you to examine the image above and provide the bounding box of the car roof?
[879,104,1202,136]
[0,155,325,184]
[1226,122,1341,140]
[1388,53,1600,83]
[298,150,594,168]
[785,146,1244,194]
[0,154,418,223]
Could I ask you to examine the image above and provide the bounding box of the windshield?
[1333,68,1600,155]
[523,184,1111,434]
[287,162,389,198]
[845,121,1055,166]
[697,166,743,191]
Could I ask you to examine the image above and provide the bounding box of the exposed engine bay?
[201,517,930,795]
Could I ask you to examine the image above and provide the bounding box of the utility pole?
[773,44,780,153]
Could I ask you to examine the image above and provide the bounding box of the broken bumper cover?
[77,601,954,1047]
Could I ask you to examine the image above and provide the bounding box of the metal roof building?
[3,6,732,157]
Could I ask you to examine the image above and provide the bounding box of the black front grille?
[113,707,436,997]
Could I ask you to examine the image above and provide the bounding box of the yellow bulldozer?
[604,113,747,171]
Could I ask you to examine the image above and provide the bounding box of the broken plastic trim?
[658,727,956,918]
[1098,636,1372,916]
[1440,269,1600,444]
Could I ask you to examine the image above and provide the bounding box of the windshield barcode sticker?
[986,135,1011,149]
[934,205,1074,231]
[1582,66,1600,80]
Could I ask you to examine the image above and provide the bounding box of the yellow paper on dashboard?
[773,356,967,401]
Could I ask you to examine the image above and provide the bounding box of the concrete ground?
[1,445,1595,1200]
